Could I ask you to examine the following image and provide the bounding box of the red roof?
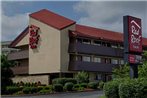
[29,9,76,30]
[70,24,147,46]
[10,9,147,47]
[75,24,123,42]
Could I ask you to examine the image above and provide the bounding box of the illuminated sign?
[123,16,143,78]
[128,54,142,64]
[29,25,40,49]
[128,16,142,53]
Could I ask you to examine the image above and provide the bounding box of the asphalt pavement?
[2,90,103,98]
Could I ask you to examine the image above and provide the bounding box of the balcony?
[69,43,124,57]
[69,61,118,72]
[8,50,28,60]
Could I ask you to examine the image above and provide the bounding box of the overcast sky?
[1,1,147,41]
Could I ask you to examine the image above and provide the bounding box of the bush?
[88,82,98,89]
[23,87,31,94]
[77,87,84,91]
[119,78,147,98]
[74,84,80,88]
[75,71,89,83]
[22,87,38,94]
[67,78,77,84]
[52,78,77,85]
[64,82,74,91]
[30,87,38,93]
[80,83,87,88]
[39,89,51,94]
[99,81,104,89]
[37,86,44,91]
[44,85,52,90]
[53,84,63,92]
[103,80,120,98]
[6,86,22,94]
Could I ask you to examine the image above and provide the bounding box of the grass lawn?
[99,95,106,98]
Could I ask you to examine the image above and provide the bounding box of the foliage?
[119,78,147,98]
[39,89,51,94]
[43,85,52,90]
[75,71,89,83]
[52,78,77,85]
[103,80,120,98]
[112,51,147,79]
[22,87,38,94]
[80,83,87,88]
[99,81,105,89]
[64,82,74,91]
[6,86,22,94]
[88,82,98,89]
[53,84,63,92]
[112,64,129,79]
[1,54,15,94]
[73,84,80,89]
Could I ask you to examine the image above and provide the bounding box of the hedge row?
[5,81,100,95]
[52,78,77,85]
[104,78,147,98]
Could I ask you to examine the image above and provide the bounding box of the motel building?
[8,9,147,85]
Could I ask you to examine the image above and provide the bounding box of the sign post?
[123,16,142,78]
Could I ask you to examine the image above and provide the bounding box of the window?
[83,39,91,44]
[77,55,82,61]
[77,38,82,43]
[102,42,106,46]
[119,44,124,49]
[93,40,101,46]
[111,43,118,48]
[96,74,102,80]
[94,57,101,63]
[105,58,111,64]
[120,59,124,64]
[82,56,91,62]
[112,59,118,64]
[107,43,111,47]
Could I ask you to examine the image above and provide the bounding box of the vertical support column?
[130,65,138,78]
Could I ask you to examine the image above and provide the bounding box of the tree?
[75,71,89,83]
[112,51,147,79]
[112,64,129,79]
[1,54,15,94]
[139,51,147,78]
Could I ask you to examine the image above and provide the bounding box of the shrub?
[37,86,44,91]
[88,82,98,89]
[80,83,87,88]
[99,81,104,89]
[30,87,38,93]
[74,84,80,88]
[64,82,74,91]
[23,87,38,94]
[53,84,63,92]
[39,89,51,94]
[119,78,147,98]
[24,82,31,87]
[103,80,120,98]
[52,78,67,85]
[67,78,77,84]
[6,86,22,94]
[77,87,84,91]
[75,71,89,83]
[52,78,77,85]
[44,85,52,90]
[23,87,32,94]
[73,84,80,91]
